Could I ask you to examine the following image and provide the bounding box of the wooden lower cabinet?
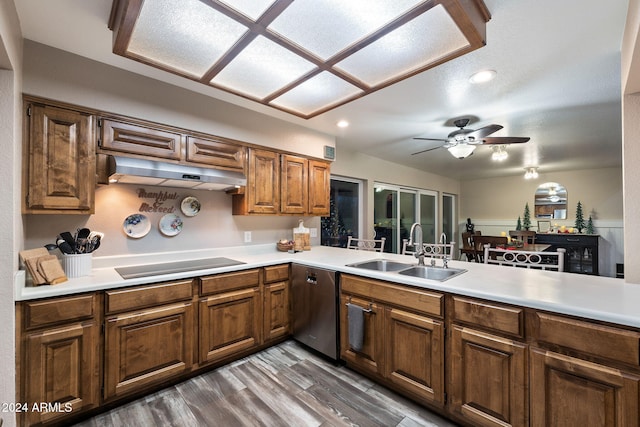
[340,274,444,403]
[104,301,194,400]
[385,306,444,406]
[23,321,99,425]
[264,281,290,342]
[18,294,100,426]
[530,348,640,427]
[340,294,385,376]
[449,326,527,427]
[199,287,262,364]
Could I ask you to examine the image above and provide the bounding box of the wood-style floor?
[73,340,458,427]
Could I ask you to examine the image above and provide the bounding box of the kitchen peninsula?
[14,245,640,426]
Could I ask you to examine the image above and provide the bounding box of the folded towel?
[347,303,365,352]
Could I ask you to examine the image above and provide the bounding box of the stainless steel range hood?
[107,156,246,190]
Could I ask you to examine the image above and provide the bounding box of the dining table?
[499,243,551,252]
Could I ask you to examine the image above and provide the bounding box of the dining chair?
[460,231,481,261]
[346,236,386,252]
[509,230,536,244]
[473,235,508,262]
[402,239,456,259]
[483,244,566,271]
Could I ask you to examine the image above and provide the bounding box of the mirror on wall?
[534,182,567,219]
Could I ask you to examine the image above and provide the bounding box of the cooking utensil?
[75,228,91,253]
[89,235,101,252]
[56,236,75,255]
[60,232,76,251]
[44,243,58,252]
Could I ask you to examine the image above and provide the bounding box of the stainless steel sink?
[347,259,414,272]
[398,266,466,281]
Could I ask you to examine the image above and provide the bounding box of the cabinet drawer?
[200,269,260,295]
[533,312,640,365]
[452,296,524,338]
[99,118,182,160]
[264,264,289,284]
[105,280,194,314]
[23,293,96,330]
[341,274,443,317]
[186,136,245,171]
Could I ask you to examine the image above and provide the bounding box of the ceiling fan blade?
[411,146,443,155]
[481,136,530,144]
[467,124,503,139]
[413,137,448,142]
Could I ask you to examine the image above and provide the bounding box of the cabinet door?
[24,321,99,425]
[450,326,528,427]
[340,295,384,376]
[308,159,330,216]
[186,136,245,171]
[385,307,445,406]
[530,348,640,427]
[199,287,262,364]
[99,118,182,160]
[264,281,290,342]
[281,154,308,214]
[25,104,95,213]
[246,149,280,214]
[104,302,194,400]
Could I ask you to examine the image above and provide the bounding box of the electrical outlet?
[310,228,318,238]
[244,231,252,243]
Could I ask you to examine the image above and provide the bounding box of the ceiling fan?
[412,118,530,159]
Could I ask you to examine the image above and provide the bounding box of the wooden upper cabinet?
[98,117,182,160]
[233,149,331,216]
[308,159,330,216]
[24,103,95,214]
[233,148,280,214]
[281,154,308,214]
[186,136,245,171]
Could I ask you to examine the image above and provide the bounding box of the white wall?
[0,0,22,425]
[622,0,640,284]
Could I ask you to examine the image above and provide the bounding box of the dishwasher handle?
[306,272,317,285]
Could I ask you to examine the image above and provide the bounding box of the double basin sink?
[346,259,466,282]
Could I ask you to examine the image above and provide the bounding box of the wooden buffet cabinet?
[15,265,290,426]
[22,95,331,216]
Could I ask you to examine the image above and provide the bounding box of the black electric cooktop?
[115,257,246,279]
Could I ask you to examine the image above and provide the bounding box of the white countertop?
[14,244,640,329]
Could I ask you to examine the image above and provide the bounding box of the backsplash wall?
[24,184,321,257]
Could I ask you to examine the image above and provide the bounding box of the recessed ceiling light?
[337,120,349,128]
[469,69,497,84]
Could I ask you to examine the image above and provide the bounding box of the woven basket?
[276,242,294,252]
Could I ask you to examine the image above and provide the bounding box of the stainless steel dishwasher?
[292,264,339,360]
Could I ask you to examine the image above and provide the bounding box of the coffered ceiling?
[14,0,629,180]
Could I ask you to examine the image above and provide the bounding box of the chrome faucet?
[440,232,449,268]
[409,223,425,266]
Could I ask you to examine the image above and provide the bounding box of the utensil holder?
[61,253,92,278]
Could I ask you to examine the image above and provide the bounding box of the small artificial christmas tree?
[522,203,531,230]
[574,201,586,233]
[516,216,522,231]
[586,215,595,235]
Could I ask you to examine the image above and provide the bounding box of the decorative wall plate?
[180,196,201,217]
[123,214,151,238]
[159,213,183,237]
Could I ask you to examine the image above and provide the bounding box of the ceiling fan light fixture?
[524,167,539,179]
[491,145,508,161]
[448,144,476,159]
[469,69,497,84]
